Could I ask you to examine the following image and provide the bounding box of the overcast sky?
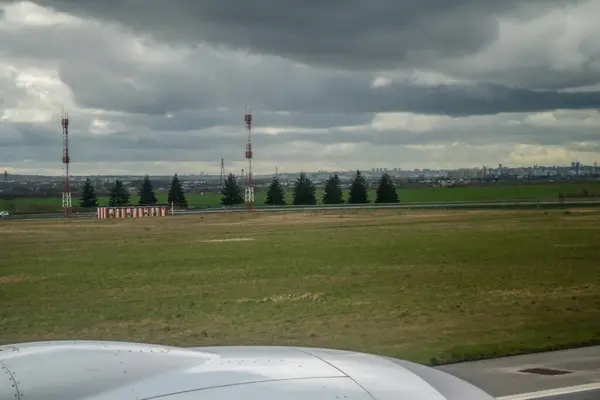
[1,0,599,176]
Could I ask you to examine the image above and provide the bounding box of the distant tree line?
[69,169,600,210]
[220,170,399,207]
[78,170,398,209]
[79,174,188,208]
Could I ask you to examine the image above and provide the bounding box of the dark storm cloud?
[2,1,599,118]
[70,49,600,115]
[2,1,598,118]
[5,0,598,91]
[282,81,600,115]
[1,0,576,69]
[42,56,600,117]
[61,71,600,117]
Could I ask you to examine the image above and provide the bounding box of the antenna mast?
[244,108,254,210]
[219,158,225,188]
[61,110,72,217]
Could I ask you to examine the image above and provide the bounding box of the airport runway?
[436,346,600,399]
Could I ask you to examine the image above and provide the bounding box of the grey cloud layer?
[2,0,598,118]
[1,1,600,173]
[3,19,600,118]
[4,0,598,90]
[1,1,576,67]
[2,110,599,164]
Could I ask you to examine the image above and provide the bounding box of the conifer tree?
[322,173,344,204]
[265,177,286,206]
[348,170,369,204]
[108,180,130,207]
[168,174,187,208]
[220,173,244,206]
[375,172,399,203]
[79,178,98,208]
[138,175,158,206]
[292,172,317,205]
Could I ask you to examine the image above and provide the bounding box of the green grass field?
[3,182,600,214]
[1,208,598,364]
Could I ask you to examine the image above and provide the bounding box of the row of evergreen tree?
[221,170,399,206]
[79,170,399,209]
[79,174,187,208]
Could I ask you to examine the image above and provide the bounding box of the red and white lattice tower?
[244,107,254,210]
[61,110,72,217]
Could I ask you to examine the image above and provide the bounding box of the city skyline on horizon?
[2,160,597,179]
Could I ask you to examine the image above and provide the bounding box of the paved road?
[436,346,600,399]
[3,199,600,220]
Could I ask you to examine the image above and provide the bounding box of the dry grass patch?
[0,275,46,284]
[199,238,255,243]
[236,292,323,303]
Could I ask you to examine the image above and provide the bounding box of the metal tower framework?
[219,158,225,188]
[61,110,72,216]
[244,108,254,210]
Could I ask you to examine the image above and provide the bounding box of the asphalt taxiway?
[436,346,600,399]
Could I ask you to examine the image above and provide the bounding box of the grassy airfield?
[0,208,599,364]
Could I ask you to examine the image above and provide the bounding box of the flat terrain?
[3,181,600,213]
[1,209,599,364]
